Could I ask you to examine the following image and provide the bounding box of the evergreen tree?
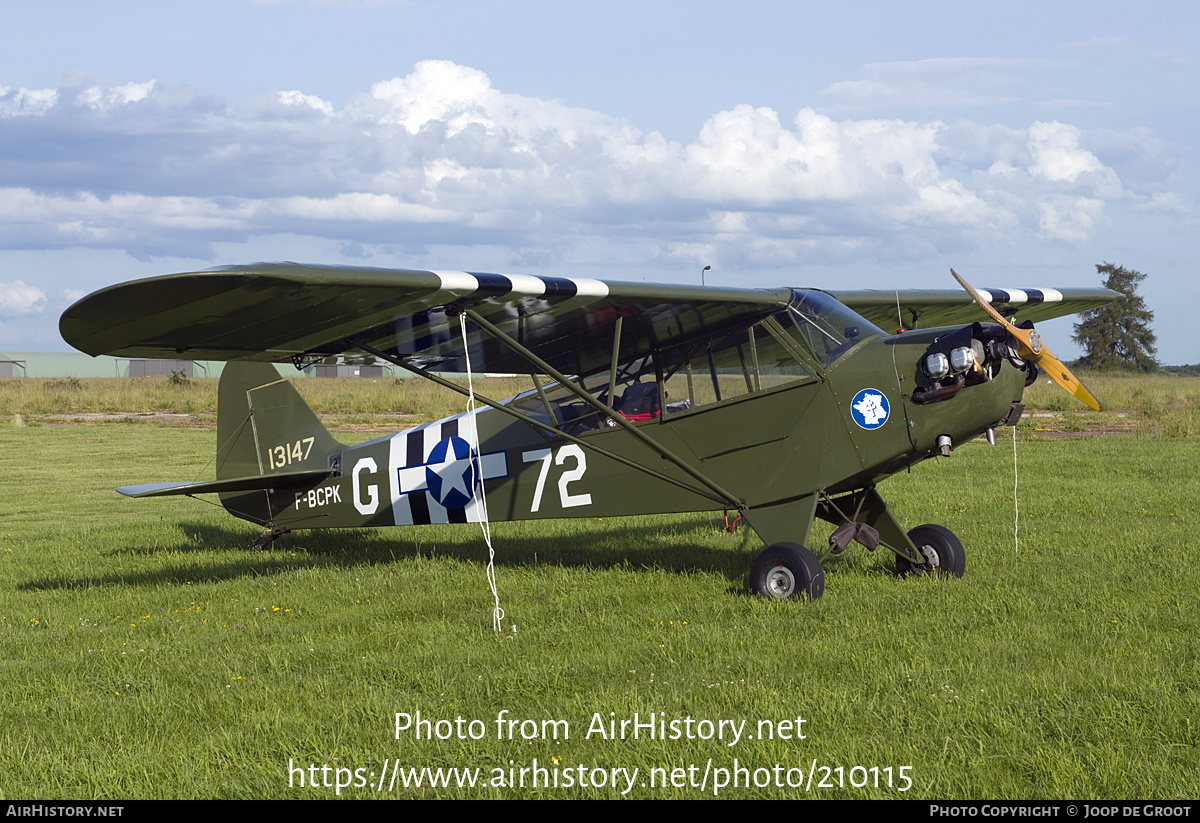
[1072,263,1157,372]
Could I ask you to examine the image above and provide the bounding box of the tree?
[1072,263,1157,372]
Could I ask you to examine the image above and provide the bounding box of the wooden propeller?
[951,269,1100,411]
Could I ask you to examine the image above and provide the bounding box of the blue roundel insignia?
[850,388,890,430]
[425,436,479,509]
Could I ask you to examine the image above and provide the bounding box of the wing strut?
[353,341,740,508]
[462,308,744,510]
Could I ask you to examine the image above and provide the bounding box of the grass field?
[0,376,1198,798]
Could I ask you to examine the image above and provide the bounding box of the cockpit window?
[505,318,818,431]
[785,290,884,365]
[659,320,812,416]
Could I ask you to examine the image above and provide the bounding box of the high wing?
[60,263,791,377]
[60,263,1118,370]
[831,286,1119,332]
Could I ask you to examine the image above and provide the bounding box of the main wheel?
[750,542,824,601]
[895,524,966,578]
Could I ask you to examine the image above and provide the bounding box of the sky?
[0,0,1195,363]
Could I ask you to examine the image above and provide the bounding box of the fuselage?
[245,308,1028,534]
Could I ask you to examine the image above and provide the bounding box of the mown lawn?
[0,422,1195,798]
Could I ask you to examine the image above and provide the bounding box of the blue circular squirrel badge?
[850,388,890,430]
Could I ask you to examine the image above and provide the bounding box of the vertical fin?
[216,362,343,525]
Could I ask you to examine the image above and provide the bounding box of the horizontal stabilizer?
[117,469,334,498]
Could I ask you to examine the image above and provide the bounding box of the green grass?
[1021,373,1200,437]
[0,424,1197,798]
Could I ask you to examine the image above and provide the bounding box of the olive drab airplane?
[60,264,1117,601]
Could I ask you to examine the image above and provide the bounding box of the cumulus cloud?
[0,281,47,316]
[1036,196,1106,243]
[0,86,58,116]
[78,80,155,111]
[1027,122,1110,185]
[278,90,334,117]
[0,61,1180,267]
[685,106,995,225]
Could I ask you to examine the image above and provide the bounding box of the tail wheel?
[895,524,966,579]
[750,542,824,601]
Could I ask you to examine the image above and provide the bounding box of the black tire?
[750,542,824,601]
[895,524,966,579]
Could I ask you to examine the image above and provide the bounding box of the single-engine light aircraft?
[60,265,1117,600]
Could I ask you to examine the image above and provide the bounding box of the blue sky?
[1,0,1195,363]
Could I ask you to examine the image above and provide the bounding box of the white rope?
[460,314,505,634]
[1012,424,1019,555]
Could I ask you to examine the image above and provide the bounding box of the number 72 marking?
[522,445,592,513]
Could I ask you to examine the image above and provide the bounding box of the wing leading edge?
[830,286,1119,332]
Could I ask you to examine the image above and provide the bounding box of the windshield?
[786,289,884,365]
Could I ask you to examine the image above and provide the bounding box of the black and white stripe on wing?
[981,288,1064,307]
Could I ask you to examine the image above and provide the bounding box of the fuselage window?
[504,310,827,430]
[660,321,810,415]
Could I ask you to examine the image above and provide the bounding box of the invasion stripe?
[409,486,431,525]
[998,288,1028,303]
[503,273,548,297]
[983,287,1064,305]
[406,425,425,467]
[390,427,415,526]
[537,276,579,298]
[432,270,479,295]
[433,270,608,302]
[393,494,412,527]
[367,271,612,370]
[567,277,609,299]
[469,272,514,296]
